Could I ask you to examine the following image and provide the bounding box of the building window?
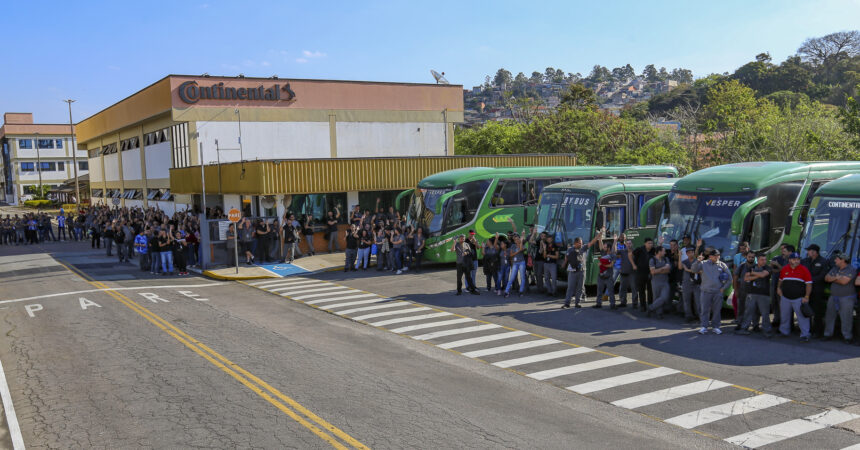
[101,143,117,155]
[23,185,38,194]
[57,162,65,171]
[170,123,191,169]
[36,139,55,149]
[91,189,103,198]
[18,139,33,149]
[55,139,63,149]
[120,136,139,151]
[146,189,161,200]
[20,162,35,172]
[159,189,173,201]
[39,162,56,171]
[79,161,89,171]
[144,129,168,146]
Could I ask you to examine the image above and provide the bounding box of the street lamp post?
[64,99,80,211]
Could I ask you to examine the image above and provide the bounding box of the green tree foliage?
[454,121,526,155]
[559,84,597,110]
[840,85,860,149]
[494,68,513,89]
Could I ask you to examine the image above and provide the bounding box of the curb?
[196,264,343,281]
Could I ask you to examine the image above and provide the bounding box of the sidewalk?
[197,251,345,280]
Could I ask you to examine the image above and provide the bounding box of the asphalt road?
[0,243,729,449]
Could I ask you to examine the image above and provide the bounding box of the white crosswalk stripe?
[461,339,560,358]
[567,367,680,394]
[411,324,502,341]
[665,394,790,429]
[389,318,476,334]
[612,379,732,410]
[438,331,530,349]
[249,278,309,286]
[276,286,346,295]
[351,307,432,321]
[492,347,593,368]
[527,356,634,381]
[725,409,860,448]
[335,301,412,315]
[368,312,453,327]
[254,279,322,288]
[292,289,356,300]
[319,298,388,310]
[304,293,377,305]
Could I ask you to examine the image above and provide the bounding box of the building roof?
[0,112,74,139]
[672,161,860,193]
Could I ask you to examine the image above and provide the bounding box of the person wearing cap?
[778,251,813,342]
[824,253,857,343]
[801,243,831,338]
[691,246,732,334]
[736,253,774,337]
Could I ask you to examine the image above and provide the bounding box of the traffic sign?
[228,208,242,222]
[111,197,120,206]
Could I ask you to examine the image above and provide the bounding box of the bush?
[24,199,52,208]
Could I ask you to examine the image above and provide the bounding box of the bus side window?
[604,206,626,236]
[799,181,828,225]
[637,194,660,227]
[492,180,522,207]
[526,179,554,205]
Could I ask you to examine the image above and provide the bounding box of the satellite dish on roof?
[431,70,449,84]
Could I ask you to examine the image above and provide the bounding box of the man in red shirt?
[777,252,812,342]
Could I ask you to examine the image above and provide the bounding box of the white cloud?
[261,61,271,67]
[295,58,308,64]
[301,50,326,59]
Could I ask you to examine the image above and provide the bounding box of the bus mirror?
[730,196,767,236]
[395,189,414,211]
[434,189,462,215]
[639,193,668,227]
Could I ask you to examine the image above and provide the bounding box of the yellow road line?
[59,262,368,450]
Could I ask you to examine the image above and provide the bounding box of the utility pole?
[64,99,80,211]
[34,132,42,198]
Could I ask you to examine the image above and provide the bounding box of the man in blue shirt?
[135,229,150,272]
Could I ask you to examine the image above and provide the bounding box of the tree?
[840,84,860,149]
[530,71,543,84]
[798,31,860,66]
[642,64,658,82]
[553,68,565,83]
[588,65,611,83]
[544,67,557,83]
[512,72,528,95]
[623,64,636,80]
[559,83,597,110]
[454,120,527,155]
[732,59,774,94]
[494,68,513,90]
[669,68,693,84]
[658,67,669,81]
[611,66,627,81]
[756,52,772,63]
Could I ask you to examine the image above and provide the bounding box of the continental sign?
[177,81,296,104]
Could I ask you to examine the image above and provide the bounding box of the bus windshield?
[538,192,595,246]
[407,187,452,234]
[661,191,754,259]
[800,197,860,266]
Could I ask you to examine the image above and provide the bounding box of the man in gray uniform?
[824,253,857,344]
[648,245,672,319]
[736,253,774,337]
[678,247,701,323]
[562,229,603,309]
[691,247,733,334]
[617,237,637,308]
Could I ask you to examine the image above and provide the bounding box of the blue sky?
[3,0,859,123]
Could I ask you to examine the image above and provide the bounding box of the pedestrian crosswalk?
[244,276,860,448]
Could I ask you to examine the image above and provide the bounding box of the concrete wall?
[197,121,331,163]
[336,122,445,158]
[144,141,171,179]
[122,148,142,181]
[89,157,103,183]
[104,153,120,182]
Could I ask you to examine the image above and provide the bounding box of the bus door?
[599,194,627,238]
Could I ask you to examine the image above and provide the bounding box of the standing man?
[691,247,733,335]
[542,233,559,297]
[595,234,618,309]
[632,238,655,312]
[135,229,149,272]
[466,230,480,290]
[561,229,604,309]
[452,234,479,295]
[678,247,701,323]
[769,244,792,328]
[736,253,774,337]
[530,229,546,294]
[57,213,67,242]
[801,244,830,338]
[777,251,813,342]
[114,224,127,263]
[344,224,359,272]
[648,245,672,318]
[326,208,340,253]
[823,253,857,343]
[733,250,756,330]
[356,223,372,270]
[617,237,637,308]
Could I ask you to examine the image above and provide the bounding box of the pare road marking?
[0,282,227,305]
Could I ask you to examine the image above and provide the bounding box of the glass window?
[146,189,161,200]
[749,212,771,252]
[39,162,56,171]
[443,179,492,232]
[159,189,173,201]
[358,190,402,215]
[78,161,89,171]
[604,206,626,236]
[91,189,103,198]
[37,139,54,149]
[637,194,662,227]
[491,180,523,207]
[55,139,63,149]
[57,162,65,171]
[23,185,38,194]
[18,139,33,149]
[20,162,35,172]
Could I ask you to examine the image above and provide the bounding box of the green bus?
[535,178,677,286]
[399,165,679,263]
[646,161,860,264]
[799,174,860,267]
